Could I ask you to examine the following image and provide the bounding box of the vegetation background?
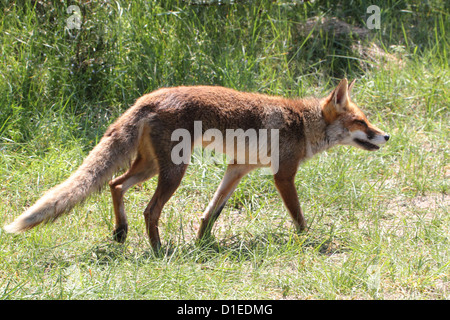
[0,0,448,299]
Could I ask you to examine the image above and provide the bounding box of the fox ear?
[333,78,349,108]
[323,78,350,123]
[348,79,356,93]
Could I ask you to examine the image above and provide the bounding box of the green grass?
[0,0,448,299]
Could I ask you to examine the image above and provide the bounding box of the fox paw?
[112,225,128,243]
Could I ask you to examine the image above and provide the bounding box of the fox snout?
[350,125,389,151]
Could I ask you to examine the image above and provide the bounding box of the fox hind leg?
[109,154,158,243]
[143,162,189,251]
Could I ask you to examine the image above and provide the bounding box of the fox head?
[322,78,389,151]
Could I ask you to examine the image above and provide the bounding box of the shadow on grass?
[148,229,353,264]
[38,228,351,269]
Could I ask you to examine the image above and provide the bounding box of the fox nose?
[384,134,390,141]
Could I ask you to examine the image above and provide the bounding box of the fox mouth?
[354,138,380,151]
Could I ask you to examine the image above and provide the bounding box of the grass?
[0,0,448,300]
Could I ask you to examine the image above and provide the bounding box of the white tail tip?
[3,213,36,234]
[3,222,23,234]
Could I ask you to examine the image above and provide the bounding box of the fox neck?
[303,103,346,159]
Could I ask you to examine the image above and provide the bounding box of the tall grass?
[0,0,448,299]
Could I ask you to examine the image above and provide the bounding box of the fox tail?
[3,113,142,233]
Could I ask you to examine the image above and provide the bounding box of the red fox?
[4,78,389,250]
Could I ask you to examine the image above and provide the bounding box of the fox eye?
[355,119,368,127]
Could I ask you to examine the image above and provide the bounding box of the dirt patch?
[385,193,449,219]
[380,193,449,239]
[297,17,405,70]
[298,16,370,38]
